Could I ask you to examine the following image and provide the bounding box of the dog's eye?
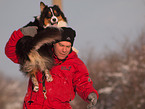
[54,10,60,17]
[46,15,51,18]
[46,11,52,18]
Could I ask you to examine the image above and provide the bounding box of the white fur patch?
[58,21,67,27]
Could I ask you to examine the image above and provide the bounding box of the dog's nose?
[52,18,56,22]
[51,16,58,24]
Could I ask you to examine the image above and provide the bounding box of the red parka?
[5,29,99,109]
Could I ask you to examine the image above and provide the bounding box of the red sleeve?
[5,29,24,63]
[73,60,99,102]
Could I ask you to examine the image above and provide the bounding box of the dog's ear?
[53,5,67,22]
[40,2,46,12]
[53,5,60,10]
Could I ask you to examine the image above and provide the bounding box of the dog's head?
[39,2,67,28]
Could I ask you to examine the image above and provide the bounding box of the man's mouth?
[60,53,66,56]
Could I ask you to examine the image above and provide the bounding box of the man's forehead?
[58,41,71,46]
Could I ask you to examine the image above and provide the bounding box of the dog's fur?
[16,27,62,92]
[16,2,67,92]
[24,2,67,31]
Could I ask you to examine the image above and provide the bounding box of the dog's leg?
[45,69,53,82]
[31,73,39,92]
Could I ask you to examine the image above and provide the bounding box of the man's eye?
[59,43,63,47]
[67,46,71,48]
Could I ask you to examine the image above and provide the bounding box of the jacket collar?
[53,48,77,65]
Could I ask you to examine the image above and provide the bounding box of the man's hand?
[87,93,97,109]
[20,26,38,37]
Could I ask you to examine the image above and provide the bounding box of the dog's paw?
[46,76,53,82]
[33,85,39,92]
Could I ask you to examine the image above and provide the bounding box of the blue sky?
[1,0,145,78]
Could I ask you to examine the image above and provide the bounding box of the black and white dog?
[25,2,67,30]
[16,2,67,93]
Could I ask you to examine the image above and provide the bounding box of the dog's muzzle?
[51,16,58,24]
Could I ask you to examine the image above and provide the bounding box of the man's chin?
[58,56,67,60]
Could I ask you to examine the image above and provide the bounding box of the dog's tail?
[33,27,61,50]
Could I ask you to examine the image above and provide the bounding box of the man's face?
[53,41,72,60]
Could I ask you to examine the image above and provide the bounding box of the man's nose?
[62,47,67,52]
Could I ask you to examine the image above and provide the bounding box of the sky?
[1,0,145,78]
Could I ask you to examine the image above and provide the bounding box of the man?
[5,26,99,109]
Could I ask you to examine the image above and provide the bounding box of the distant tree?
[71,32,145,109]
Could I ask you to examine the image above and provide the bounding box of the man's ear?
[40,2,46,12]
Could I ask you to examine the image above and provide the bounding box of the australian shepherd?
[16,2,67,97]
[24,2,67,30]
